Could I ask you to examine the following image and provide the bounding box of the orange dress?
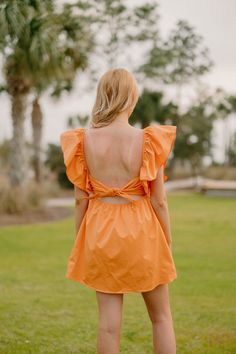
[60,124,177,294]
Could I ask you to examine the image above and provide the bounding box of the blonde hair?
[90,68,139,128]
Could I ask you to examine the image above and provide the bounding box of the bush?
[0,182,44,214]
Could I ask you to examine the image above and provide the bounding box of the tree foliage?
[130,89,177,128]
[45,143,72,189]
[81,0,162,81]
[174,90,236,172]
[139,19,213,86]
[0,0,95,188]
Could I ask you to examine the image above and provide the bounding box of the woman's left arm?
[74,186,89,238]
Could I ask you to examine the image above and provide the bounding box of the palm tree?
[30,1,94,183]
[0,1,58,188]
[0,1,94,188]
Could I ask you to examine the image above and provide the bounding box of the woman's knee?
[98,320,121,336]
[149,308,172,325]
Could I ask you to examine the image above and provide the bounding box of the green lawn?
[0,192,235,354]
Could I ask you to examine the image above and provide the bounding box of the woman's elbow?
[150,195,167,209]
[75,198,89,210]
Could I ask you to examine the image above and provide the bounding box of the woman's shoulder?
[143,123,177,136]
[143,124,177,150]
[60,128,85,153]
[60,127,84,140]
[143,123,177,153]
[59,127,91,191]
[140,123,177,182]
[126,123,177,138]
[59,128,85,165]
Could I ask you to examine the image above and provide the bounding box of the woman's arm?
[149,165,173,248]
[74,186,89,238]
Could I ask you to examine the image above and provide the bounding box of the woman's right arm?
[149,165,173,248]
[74,186,89,238]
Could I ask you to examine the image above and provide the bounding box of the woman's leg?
[96,291,124,354]
[141,283,176,354]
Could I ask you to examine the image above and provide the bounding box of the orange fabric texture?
[60,124,177,293]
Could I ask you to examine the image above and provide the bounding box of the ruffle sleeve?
[59,128,91,192]
[140,124,177,183]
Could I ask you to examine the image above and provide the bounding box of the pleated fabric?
[60,124,177,293]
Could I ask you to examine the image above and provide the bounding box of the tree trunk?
[9,92,28,187]
[31,97,43,183]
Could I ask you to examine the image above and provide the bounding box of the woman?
[60,68,177,354]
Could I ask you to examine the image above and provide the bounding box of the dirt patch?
[0,206,73,227]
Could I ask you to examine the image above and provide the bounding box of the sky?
[1,0,236,162]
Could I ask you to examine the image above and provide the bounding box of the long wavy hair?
[89,68,139,128]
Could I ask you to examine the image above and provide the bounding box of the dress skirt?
[66,195,177,294]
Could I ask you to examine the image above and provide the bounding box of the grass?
[0,191,235,354]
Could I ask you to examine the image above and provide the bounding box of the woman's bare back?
[83,122,144,204]
[84,123,144,188]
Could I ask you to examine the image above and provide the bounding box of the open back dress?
[60,124,177,294]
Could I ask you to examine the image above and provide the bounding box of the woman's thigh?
[141,284,172,323]
[96,291,124,329]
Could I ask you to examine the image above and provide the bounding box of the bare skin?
[96,291,124,354]
[96,283,175,354]
[149,163,173,248]
[73,110,176,353]
[141,284,176,354]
